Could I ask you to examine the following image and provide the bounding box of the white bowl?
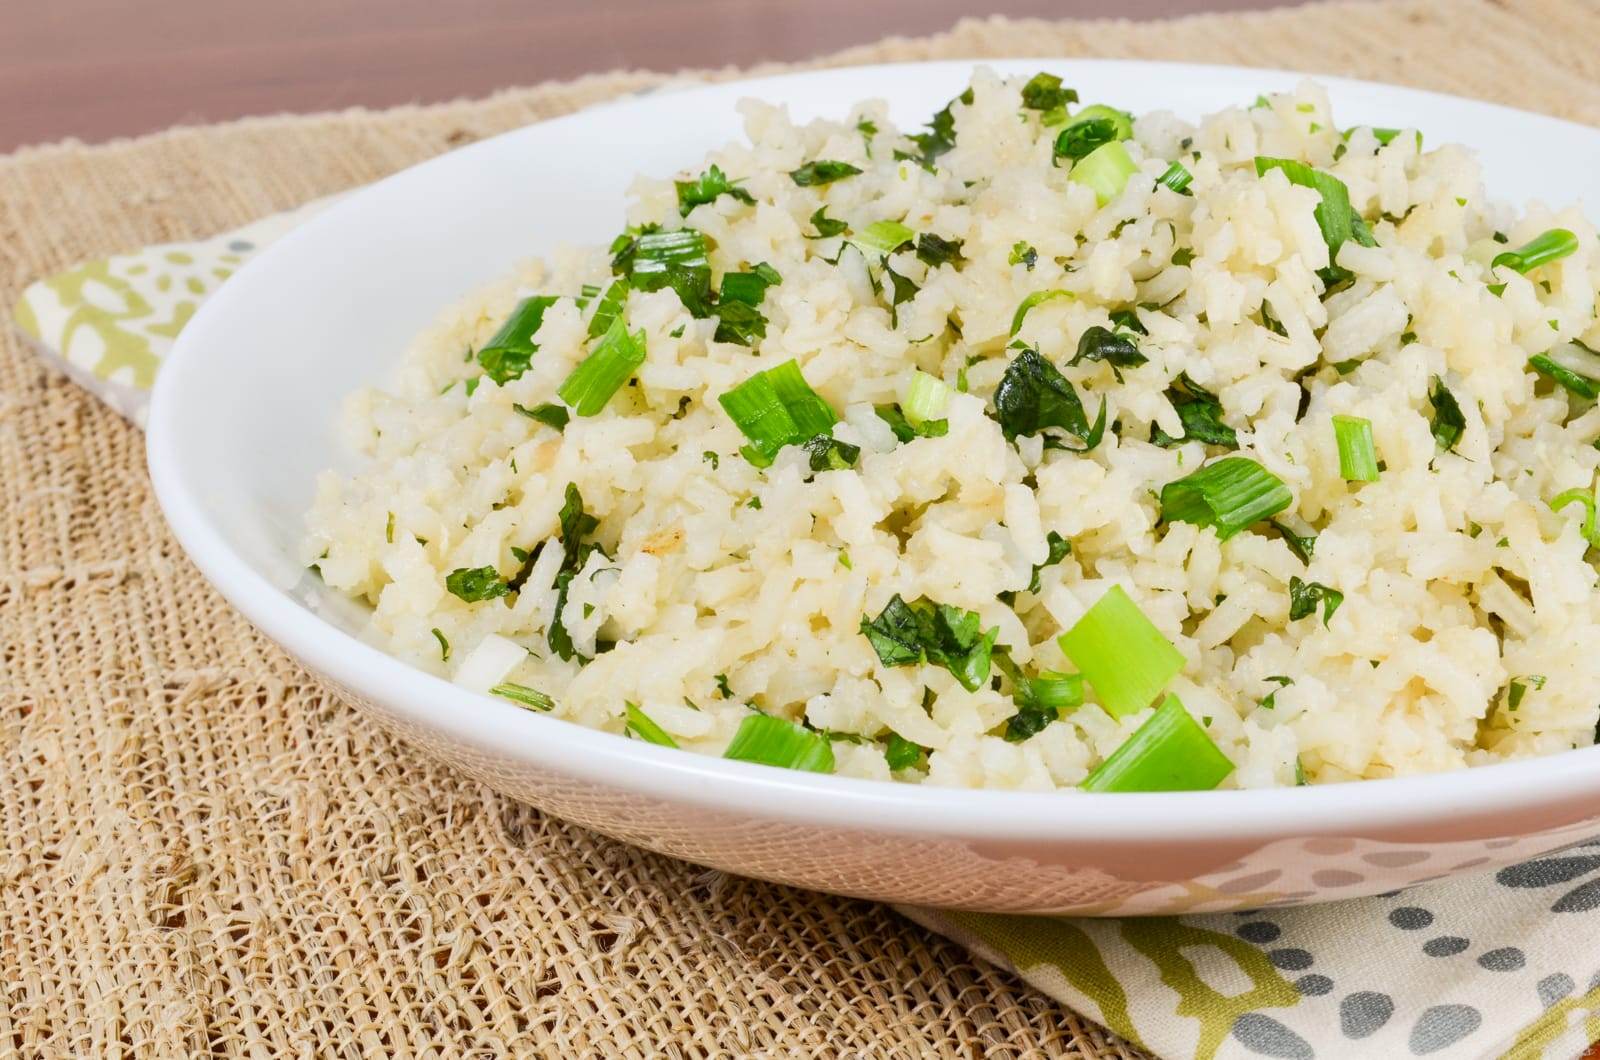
[147,59,1600,915]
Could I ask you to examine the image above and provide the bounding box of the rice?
[303,68,1600,790]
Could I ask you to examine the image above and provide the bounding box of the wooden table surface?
[3,0,1301,153]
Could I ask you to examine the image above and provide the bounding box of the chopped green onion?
[1080,694,1234,792]
[1492,229,1579,274]
[859,594,999,693]
[1069,141,1139,206]
[884,732,928,771]
[915,233,966,270]
[1071,104,1134,139]
[713,262,782,346]
[585,278,630,339]
[1058,585,1185,719]
[445,566,509,603]
[875,404,948,443]
[1159,458,1292,540]
[723,713,835,773]
[718,359,839,467]
[1010,289,1073,336]
[385,511,395,543]
[1530,354,1600,399]
[477,295,559,385]
[1150,373,1238,449]
[1053,117,1119,162]
[790,160,862,187]
[557,315,647,416]
[1508,675,1546,711]
[513,402,570,431]
[1551,485,1600,547]
[431,627,450,661]
[855,219,915,255]
[624,702,679,747]
[903,371,950,427]
[1288,576,1344,626]
[1333,415,1380,482]
[675,164,754,216]
[1427,378,1465,453]
[1254,157,1376,273]
[1156,160,1193,194]
[620,227,712,317]
[1020,72,1077,112]
[490,682,555,711]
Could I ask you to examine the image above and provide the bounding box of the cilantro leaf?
[859,594,999,692]
[790,160,863,187]
[1288,577,1343,627]
[991,347,1101,448]
[674,164,755,216]
[1070,325,1147,380]
[1428,377,1465,452]
[1150,373,1239,449]
[1020,72,1077,112]
[445,566,509,603]
[807,207,849,239]
[874,403,948,443]
[915,233,966,271]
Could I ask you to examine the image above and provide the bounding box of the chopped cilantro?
[859,593,999,692]
[674,164,754,216]
[445,566,509,603]
[991,347,1106,451]
[1009,241,1038,270]
[1288,576,1343,626]
[1020,72,1077,112]
[790,160,863,186]
[1150,373,1238,449]
[513,402,570,431]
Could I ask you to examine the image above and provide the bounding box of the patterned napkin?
[17,209,1600,1060]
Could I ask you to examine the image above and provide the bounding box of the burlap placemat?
[4,2,1598,1055]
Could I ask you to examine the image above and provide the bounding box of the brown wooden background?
[3,0,1302,152]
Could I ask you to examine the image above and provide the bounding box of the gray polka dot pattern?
[1477,947,1525,972]
[1389,907,1434,930]
[1232,1013,1314,1059]
[1339,992,1395,1039]
[1295,974,1333,997]
[1537,973,1575,1008]
[227,239,255,252]
[1269,948,1314,971]
[1310,868,1365,887]
[1408,1004,1483,1054]
[1237,921,1281,943]
[1423,936,1470,957]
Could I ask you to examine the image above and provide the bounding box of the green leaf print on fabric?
[1120,918,1301,1060]
[1498,979,1600,1060]
[944,912,1142,1048]
[16,259,170,387]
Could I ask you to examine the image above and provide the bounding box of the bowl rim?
[147,56,1600,845]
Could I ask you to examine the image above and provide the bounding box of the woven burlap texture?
[4,1,1598,1055]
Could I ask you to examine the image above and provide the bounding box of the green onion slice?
[719,359,839,467]
[1333,415,1380,482]
[557,315,647,416]
[1010,289,1073,337]
[1160,458,1293,540]
[1550,485,1600,547]
[1069,141,1139,206]
[490,683,555,711]
[723,713,835,773]
[624,702,679,747]
[790,160,863,187]
[1058,584,1185,719]
[1492,229,1579,274]
[585,278,630,339]
[477,295,559,385]
[904,371,950,427]
[1053,118,1119,162]
[1156,160,1193,194]
[1080,694,1234,792]
[855,220,916,255]
[1254,157,1376,267]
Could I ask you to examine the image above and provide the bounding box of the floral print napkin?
[14,207,1600,1060]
